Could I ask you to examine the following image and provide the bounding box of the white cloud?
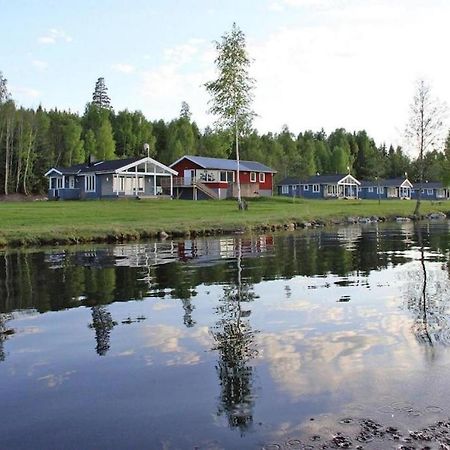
[10,85,41,99]
[252,0,450,146]
[38,28,72,45]
[112,63,135,74]
[136,38,214,123]
[32,59,48,71]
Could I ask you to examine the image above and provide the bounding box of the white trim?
[400,179,413,188]
[250,172,256,182]
[85,174,96,192]
[116,156,178,176]
[312,184,320,193]
[44,168,63,177]
[281,185,289,194]
[337,174,361,185]
[259,172,265,183]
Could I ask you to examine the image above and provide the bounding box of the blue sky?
[2,0,450,147]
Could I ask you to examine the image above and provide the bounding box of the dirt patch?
[0,194,47,202]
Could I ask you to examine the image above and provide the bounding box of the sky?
[1,0,450,149]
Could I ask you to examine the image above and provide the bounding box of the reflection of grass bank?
[0,196,449,247]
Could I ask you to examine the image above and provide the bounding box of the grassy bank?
[0,196,449,247]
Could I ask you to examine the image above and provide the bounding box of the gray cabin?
[45,156,177,200]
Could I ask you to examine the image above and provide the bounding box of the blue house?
[277,174,360,199]
[359,178,413,200]
[45,156,177,200]
[411,182,449,201]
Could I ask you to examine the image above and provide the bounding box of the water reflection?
[3,223,450,448]
[89,306,117,356]
[403,225,450,351]
[212,241,258,433]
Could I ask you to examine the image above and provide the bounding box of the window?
[427,188,433,195]
[69,177,75,189]
[377,186,384,194]
[227,172,235,182]
[220,171,227,182]
[312,184,320,193]
[281,185,289,194]
[85,174,96,192]
[250,172,256,182]
[303,184,309,191]
[368,187,373,193]
[421,189,425,194]
[120,177,125,191]
[57,177,63,189]
[138,177,144,192]
[259,172,265,183]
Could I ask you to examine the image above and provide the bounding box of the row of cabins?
[44,155,449,201]
[45,155,276,201]
[277,174,449,200]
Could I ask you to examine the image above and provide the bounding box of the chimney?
[88,154,97,166]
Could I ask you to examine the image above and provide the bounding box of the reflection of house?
[169,155,276,200]
[277,174,360,199]
[45,156,177,200]
[359,178,413,200]
[411,182,449,201]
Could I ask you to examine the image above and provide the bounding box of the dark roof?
[360,178,411,188]
[52,157,141,175]
[413,182,445,190]
[172,155,276,173]
[277,174,356,186]
[277,177,302,186]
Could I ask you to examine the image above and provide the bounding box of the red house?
[169,155,276,200]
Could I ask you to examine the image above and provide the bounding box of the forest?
[1,72,450,196]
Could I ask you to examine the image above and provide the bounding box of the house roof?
[171,155,277,173]
[46,157,177,177]
[277,174,359,185]
[413,182,445,190]
[360,178,412,188]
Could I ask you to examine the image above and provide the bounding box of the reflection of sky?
[3,225,450,448]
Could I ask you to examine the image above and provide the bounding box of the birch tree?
[406,79,446,216]
[205,23,255,208]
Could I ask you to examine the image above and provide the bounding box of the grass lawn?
[0,196,449,247]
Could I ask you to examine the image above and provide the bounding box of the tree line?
[0,71,449,196]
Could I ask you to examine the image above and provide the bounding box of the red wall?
[171,157,274,191]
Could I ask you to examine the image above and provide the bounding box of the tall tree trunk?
[235,117,242,208]
[4,117,10,195]
[23,129,35,196]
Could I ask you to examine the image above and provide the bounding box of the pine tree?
[0,71,10,104]
[92,77,112,109]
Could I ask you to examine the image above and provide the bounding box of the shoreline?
[1,197,448,248]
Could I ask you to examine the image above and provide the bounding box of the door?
[184,170,195,185]
[125,177,133,195]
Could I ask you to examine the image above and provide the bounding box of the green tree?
[406,79,446,215]
[92,77,112,109]
[95,118,116,160]
[205,22,255,208]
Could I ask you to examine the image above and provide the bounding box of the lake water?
[2,221,450,449]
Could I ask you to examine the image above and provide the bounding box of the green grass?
[0,196,448,247]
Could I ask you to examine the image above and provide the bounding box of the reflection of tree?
[0,313,13,362]
[89,306,117,356]
[404,225,450,352]
[211,239,258,433]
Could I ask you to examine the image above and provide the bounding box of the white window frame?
[69,176,75,189]
[259,172,265,183]
[138,177,145,192]
[427,188,433,195]
[57,177,63,189]
[312,184,320,193]
[377,186,384,194]
[85,174,96,192]
[250,172,256,182]
[281,185,289,194]
[303,184,309,191]
[368,187,373,193]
